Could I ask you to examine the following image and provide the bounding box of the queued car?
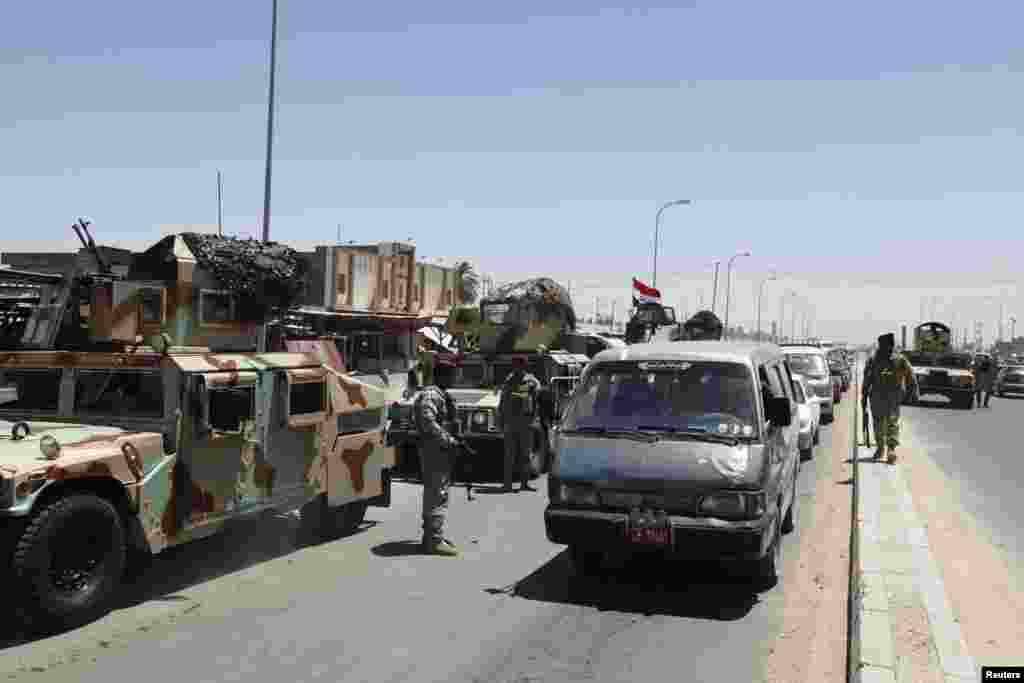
[995,364,1024,397]
[781,346,835,423]
[790,373,821,460]
[545,342,801,589]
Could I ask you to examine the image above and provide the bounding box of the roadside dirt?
[900,420,1024,670]
[764,400,853,683]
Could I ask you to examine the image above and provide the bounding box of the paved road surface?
[900,393,1024,570]
[0,402,856,683]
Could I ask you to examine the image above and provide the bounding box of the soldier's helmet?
[683,310,724,340]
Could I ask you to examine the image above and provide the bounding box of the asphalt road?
[900,391,1024,571]
[1,403,856,683]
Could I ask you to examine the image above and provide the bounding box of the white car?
[782,346,835,424]
[790,372,821,460]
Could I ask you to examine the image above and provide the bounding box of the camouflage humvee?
[0,340,395,629]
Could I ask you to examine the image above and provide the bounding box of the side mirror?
[767,396,792,426]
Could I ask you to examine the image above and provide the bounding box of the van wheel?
[12,494,126,631]
[569,545,602,577]
[301,495,367,543]
[752,524,782,590]
[332,500,368,537]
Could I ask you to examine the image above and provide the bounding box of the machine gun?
[70,217,111,276]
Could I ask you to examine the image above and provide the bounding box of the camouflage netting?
[483,278,577,330]
[180,233,308,321]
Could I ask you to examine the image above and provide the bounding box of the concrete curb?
[852,447,978,683]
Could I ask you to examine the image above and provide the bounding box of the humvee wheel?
[302,495,368,543]
[12,494,126,630]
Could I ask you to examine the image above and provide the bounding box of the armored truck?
[904,321,975,409]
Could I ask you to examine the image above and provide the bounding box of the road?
[1,402,856,683]
[901,393,1024,571]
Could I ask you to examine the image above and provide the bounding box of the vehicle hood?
[446,389,501,409]
[0,422,132,477]
[553,432,767,490]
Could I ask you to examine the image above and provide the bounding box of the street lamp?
[1011,315,1017,342]
[724,250,751,339]
[757,273,777,342]
[710,260,721,314]
[653,199,691,288]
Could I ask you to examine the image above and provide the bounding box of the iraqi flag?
[632,278,661,305]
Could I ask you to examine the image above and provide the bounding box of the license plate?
[625,526,672,546]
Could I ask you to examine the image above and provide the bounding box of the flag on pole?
[632,278,661,305]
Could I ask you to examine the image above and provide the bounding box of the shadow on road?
[371,540,426,557]
[490,549,762,621]
[909,398,967,411]
[0,510,377,648]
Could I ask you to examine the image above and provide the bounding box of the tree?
[454,261,480,305]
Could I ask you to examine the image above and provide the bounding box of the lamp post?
[260,0,279,243]
[1011,315,1017,342]
[724,250,751,340]
[652,199,691,288]
[756,273,777,342]
[710,260,721,314]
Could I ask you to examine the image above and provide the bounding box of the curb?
[848,367,977,683]
[848,362,863,683]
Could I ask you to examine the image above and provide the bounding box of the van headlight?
[698,492,765,520]
[554,483,599,507]
[710,446,750,479]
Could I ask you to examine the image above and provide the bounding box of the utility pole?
[710,261,721,315]
[217,170,223,235]
[261,0,279,243]
[337,224,342,244]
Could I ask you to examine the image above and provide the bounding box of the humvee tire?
[12,493,126,630]
[302,494,368,543]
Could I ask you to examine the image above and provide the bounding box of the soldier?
[862,333,918,464]
[413,354,461,556]
[974,354,997,408]
[681,310,724,341]
[497,355,542,493]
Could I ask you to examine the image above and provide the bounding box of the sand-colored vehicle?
[0,339,394,630]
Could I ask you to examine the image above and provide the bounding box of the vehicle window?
[784,353,828,378]
[338,407,384,435]
[773,366,793,400]
[791,378,807,404]
[289,381,325,415]
[562,360,758,437]
[75,370,164,417]
[0,369,61,411]
[937,354,972,369]
[209,386,254,433]
[762,364,784,398]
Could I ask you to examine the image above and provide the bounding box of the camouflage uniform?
[414,385,458,552]
[974,358,997,407]
[863,345,916,461]
[498,366,541,492]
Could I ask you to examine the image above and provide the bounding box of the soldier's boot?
[422,538,459,556]
[887,448,898,465]
[872,446,885,460]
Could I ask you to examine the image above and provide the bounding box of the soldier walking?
[498,355,541,493]
[862,332,918,464]
[413,354,461,556]
[974,355,997,408]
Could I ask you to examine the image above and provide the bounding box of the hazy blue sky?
[2,0,1023,343]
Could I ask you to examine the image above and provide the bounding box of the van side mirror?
[767,396,792,426]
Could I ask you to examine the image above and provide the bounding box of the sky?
[2,0,1023,344]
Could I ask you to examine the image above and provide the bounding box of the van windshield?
[562,360,758,438]
[785,353,828,379]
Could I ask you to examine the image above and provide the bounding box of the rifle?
[452,437,479,501]
[862,399,871,448]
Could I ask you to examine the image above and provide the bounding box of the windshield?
[784,353,828,379]
[561,360,759,437]
[937,354,972,369]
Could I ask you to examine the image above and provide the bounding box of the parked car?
[781,346,835,423]
[995,364,1024,397]
[545,341,801,589]
[790,373,821,460]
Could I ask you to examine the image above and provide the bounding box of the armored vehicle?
[905,321,975,409]
[0,338,394,629]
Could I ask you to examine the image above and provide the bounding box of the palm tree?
[454,261,480,305]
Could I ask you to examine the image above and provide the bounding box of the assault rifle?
[452,436,479,501]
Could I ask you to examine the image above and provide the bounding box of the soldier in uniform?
[862,333,918,464]
[974,354,997,408]
[681,310,724,341]
[413,354,461,556]
[497,355,542,493]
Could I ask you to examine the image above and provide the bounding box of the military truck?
[389,278,589,477]
[0,338,394,630]
[903,321,975,409]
